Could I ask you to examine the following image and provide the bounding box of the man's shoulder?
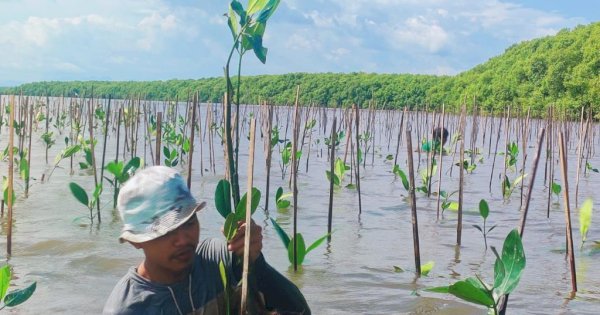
[102,268,161,315]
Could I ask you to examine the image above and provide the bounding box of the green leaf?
[215,180,232,218]
[3,281,36,307]
[122,157,141,180]
[0,265,11,300]
[479,199,489,219]
[223,213,238,241]
[325,170,340,186]
[230,0,247,25]
[421,261,435,276]
[275,186,283,202]
[235,188,261,221]
[218,261,227,288]
[493,229,526,296]
[69,182,89,207]
[393,266,404,273]
[306,232,330,254]
[448,202,459,211]
[447,277,495,307]
[105,161,124,178]
[393,165,410,191]
[288,233,306,265]
[255,0,280,23]
[426,286,449,293]
[551,181,562,195]
[579,198,593,243]
[276,200,290,209]
[19,158,29,180]
[269,218,290,248]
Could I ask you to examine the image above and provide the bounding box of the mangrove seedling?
[473,199,497,250]
[46,144,81,181]
[427,229,526,315]
[440,190,459,214]
[69,182,103,224]
[326,158,350,188]
[2,176,16,206]
[579,198,593,249]
[416,158,437,194]
[41,131,55,164]
[456,159,477,174]
[0,264,36,310]
[505,142,519,172]
[163,146,179,167]
[585,162,599,175]
[270,218,329,266]
[104,157,141,208]
[551,181,561,203]
[392,164,409,191]
[214,179,261,242]
[502,173,527,200]
[275,187,291,209]
[393,261,435,276]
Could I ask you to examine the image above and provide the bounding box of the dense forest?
[3,22,599,117]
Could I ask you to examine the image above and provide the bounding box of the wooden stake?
[406,127,421,276]
[327,117,337,243]
[240,118,256,314]
[7,95,15,256]
[558,131,578,293]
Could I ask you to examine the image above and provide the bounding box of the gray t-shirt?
[103,238,310,315]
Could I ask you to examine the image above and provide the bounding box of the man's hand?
[226,220,263,263]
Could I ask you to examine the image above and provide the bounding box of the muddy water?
[1,103,600,314]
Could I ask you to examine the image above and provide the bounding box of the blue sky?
[0,0,598,86]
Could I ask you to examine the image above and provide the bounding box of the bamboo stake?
[25,97,33,197]
[558,131,578,293]
[518,128,546,236]
[574,107,587,207]
[327,117,337,243]
[240,117,256,314]
[155,112,162,166]
[354,105,362,215]
[436,104,445,220]
[87,97,101,223]
[99,96,112,198]
[406,127,421,276]
[264,104,274,212]
[7,95,15,256]
[291,94,300,272]
[457,109,465,246]
[187,94,197,188]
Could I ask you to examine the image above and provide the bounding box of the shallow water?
[1,101,600,314]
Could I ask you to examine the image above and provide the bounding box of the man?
[103,166,310,315]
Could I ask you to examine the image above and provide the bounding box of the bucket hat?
[117,166,206,243]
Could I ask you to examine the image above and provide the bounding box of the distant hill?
[4,22,599,117]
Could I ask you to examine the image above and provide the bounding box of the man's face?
[137,215,200,283]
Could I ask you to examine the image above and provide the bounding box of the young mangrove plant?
[270,218,329,266]
[551,181,562,203]
[0,264,36,310]
[104,157,141,208]
[326,158,350,188]
[502,173,527,200]
[579,198,593,249]
[69,181,103,224]
[439,190,459,214]
[585,162,599,175]
[275,186,291,209]
[456,159,477,174]
[46,142,81,181]
[426,229,526,315]
[394,261,435,276]
[473,199,497,250]
[41,131,55,164]
[392,164,409,189]
[505,142,519,172]
[416,158,437,195]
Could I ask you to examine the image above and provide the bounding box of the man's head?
[117,166,206,282]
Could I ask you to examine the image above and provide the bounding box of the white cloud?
[390,16,449,53]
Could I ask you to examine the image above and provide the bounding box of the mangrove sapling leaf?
[585,162,599,173]
[427,277,495,308]
[270,218,290,248]
[579,198,593,248]
[0,265,36,309]
[3,282,36,307]
[0,265,9,300]
[288,234,307,265]
[492,229,526,297]
[215,180,233,218]
[19,158,29,181]
[392,165,409,191]
[69,182,89,207]
[275,187,291,209]
[223,214,238,241]
[2,177,16,206]
[393,266,404,273]
[218,261,230,315]
[325,170,340,187]
[421,261,435,276]
[234,187,261,221]
[551,181,561,196]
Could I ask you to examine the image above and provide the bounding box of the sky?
[0,0,598,86]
